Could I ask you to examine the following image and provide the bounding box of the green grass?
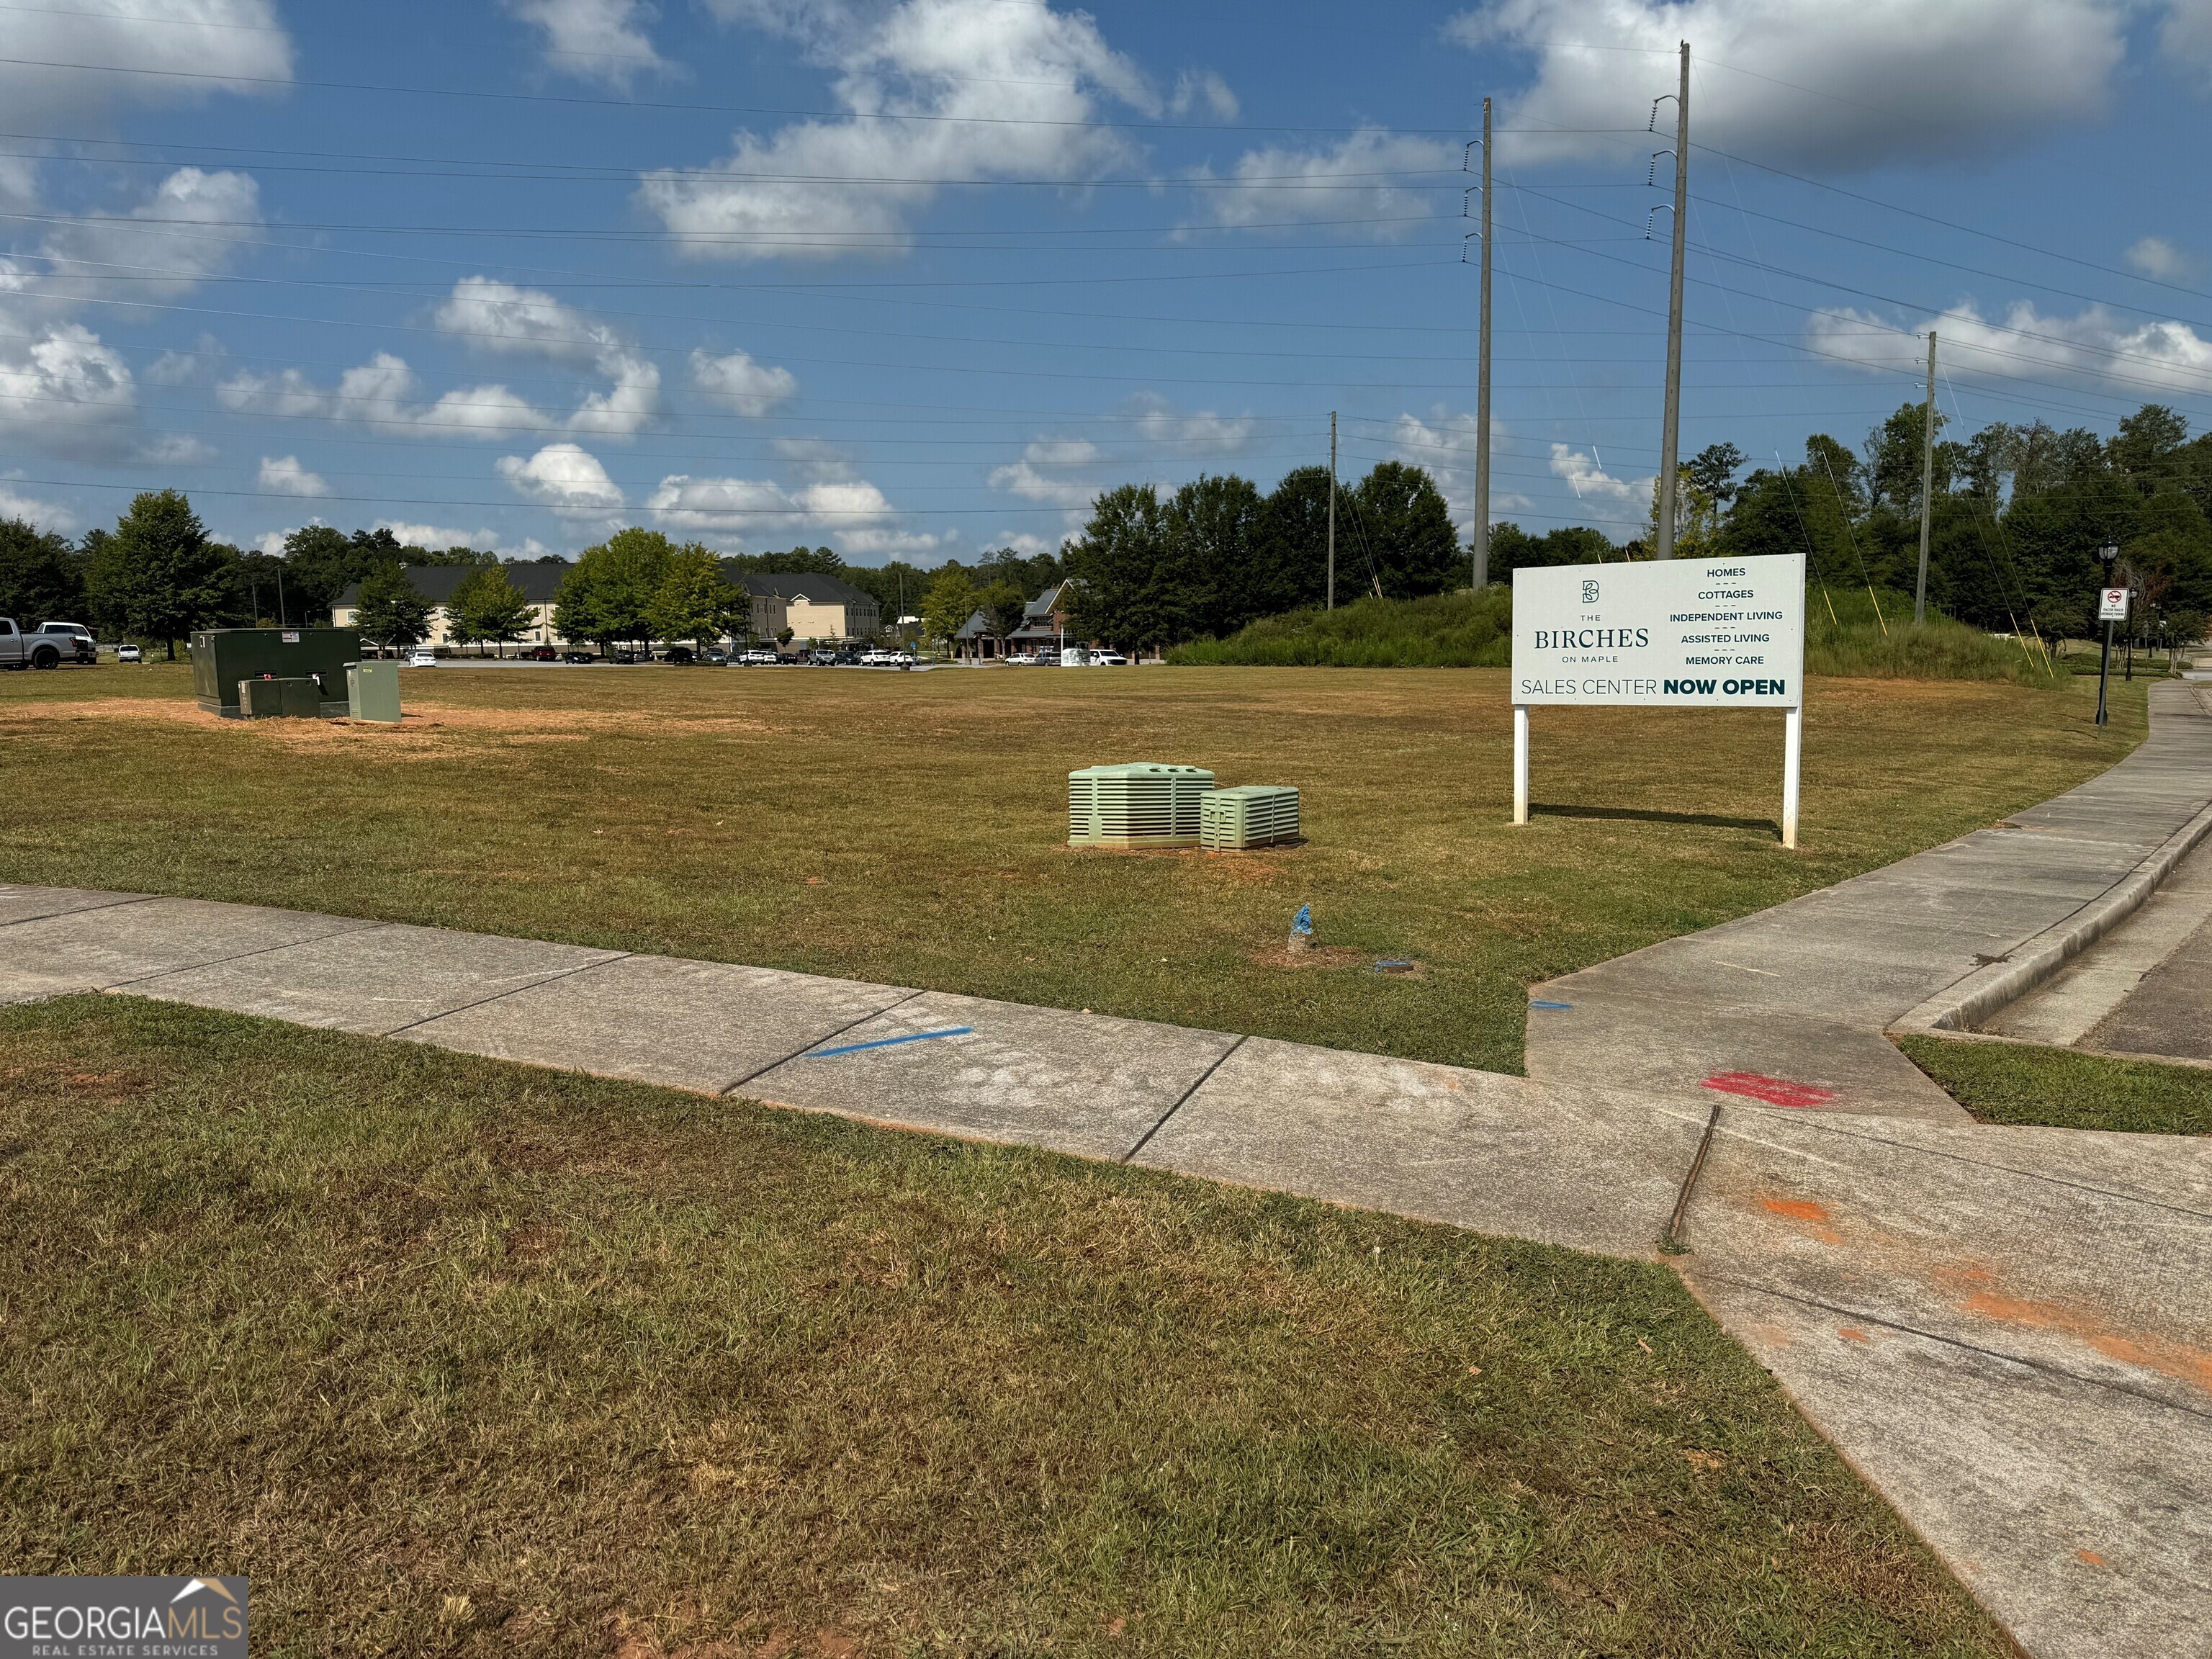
[1898,1033,2212,1135]
[0,996,2010,1658]
[1804,588,2054,685]
[0,662,2144,1073]
[1169,590,1511,667]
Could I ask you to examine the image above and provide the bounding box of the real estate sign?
[1511,553,1805,708]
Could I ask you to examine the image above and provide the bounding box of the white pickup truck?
[0,616,73,670]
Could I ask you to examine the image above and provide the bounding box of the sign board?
[1512,553,1804,708]
[2098,588,2131,622]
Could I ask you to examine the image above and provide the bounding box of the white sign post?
[2098,587,2131,623]
[1511,552,1807,847]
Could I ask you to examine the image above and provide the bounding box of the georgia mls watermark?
[1,1576,246,1658]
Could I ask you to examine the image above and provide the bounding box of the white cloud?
[648,469,940,554]
[689,346,799,415]
[374,521,552,557]
[1809,302,2212,395]
[1170,68,1238,118]
[2161,0,2212,87]
[1179,127,1456,235]
[0,1,292,130]
[1128,393,1255,454]
[498,442,626,516]
[2127,236,2194,282]
[1451,0,2128,170]
[217,351,555,441]
[434,275,620,361]
[256,454,328,497]
[1385,409,1530,529]
[431,278,659,436]
[1549,443,1647,505]
[988,436,1099,511]
[35,168,261,301]
[0,482,76,533]
[0,323,139,459]
[503,0,667,85]
[640,0,1154,260]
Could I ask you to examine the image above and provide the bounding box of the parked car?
[741,649,781,665]
[408,649,437,667]
[610,649,644,664]
[562,649,595,663]
[518,644,558,662]
[1089,651,1130,667]
[702,647,729,665]
[117,643,143,664]
[0,616,64,669]
[32,621,96,664]
[662,644,696,665]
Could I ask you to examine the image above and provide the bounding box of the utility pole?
[1327,410,1337,611]
[1473,96,1493,588]
[1915,330,1936,624]
[1654,41,1690,559]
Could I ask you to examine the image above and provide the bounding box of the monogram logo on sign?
[1581,580,1600,604]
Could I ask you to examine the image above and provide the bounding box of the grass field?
[0,662,2141,1072]
[1899,1033,2212,1135]
[0,995,2013,1658]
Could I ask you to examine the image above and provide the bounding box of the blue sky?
[4,0,2212,562]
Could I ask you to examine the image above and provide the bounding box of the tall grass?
[1173,583,2057,683]
[1169,589,1512,667]
[1805,586,2056,685]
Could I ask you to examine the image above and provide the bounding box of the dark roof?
[1022,581,1068,620]
[727,570,875,606]
[336,561,569,606]
[954,608,994,639]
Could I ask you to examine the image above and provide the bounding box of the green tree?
[554,528,673,655]
[449,565,534,657]
[353,560,433,652]
[1166,472,1267,639]
[1064,484,1184,652]
[979,578,1027,642]
[1251,465,1334,611]
[84,490,236,658]
[0,518,87,624]
[1684,441,1748,505]
[1349,463,1460,597]
[649,542,735,649]
[920,568,976,648]
[279,524,370,626]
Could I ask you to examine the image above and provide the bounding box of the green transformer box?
[192,628,360,717]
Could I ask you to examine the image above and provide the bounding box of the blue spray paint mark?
[806,1025,973,1058]
[1529,999,1574,1011]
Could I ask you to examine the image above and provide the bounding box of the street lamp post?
[2095,543,2120,728]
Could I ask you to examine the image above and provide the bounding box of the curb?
[1889,795,2212,1035]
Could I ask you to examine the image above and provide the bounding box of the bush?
[1167,588,1511,667]
[1172,582,2058,683]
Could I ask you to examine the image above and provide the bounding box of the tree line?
[12,399,2206,659]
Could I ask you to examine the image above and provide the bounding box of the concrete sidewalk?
[4,685,2211,1658]
[1526,681,2212,1121]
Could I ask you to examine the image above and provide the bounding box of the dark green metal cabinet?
[192,628,360,716]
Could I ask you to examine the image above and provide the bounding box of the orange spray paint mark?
[2076,1550,2109,1570]
[1951,1281,2212,1395]
[1758,1196,1843,1244]
[1837,1327,1870,1344]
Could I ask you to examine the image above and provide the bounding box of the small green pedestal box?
[346,660,402,724]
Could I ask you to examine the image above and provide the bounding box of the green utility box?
[1200,785,1302,850]
[235,676,326,719]
[1068,763,1215,848]
[192,627,359,716]
[346,659,402,724]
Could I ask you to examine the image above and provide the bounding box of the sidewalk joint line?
[1702,1276,2212,1424]
[723,989,927,1093]
[104,917,392,992]
[0,893,159,931]
[1122,1035,1246,1164]
[381,952,633,1038]
[804,1025,971,1058]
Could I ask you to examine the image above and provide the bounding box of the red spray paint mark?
[1701,1071,1838,1109]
